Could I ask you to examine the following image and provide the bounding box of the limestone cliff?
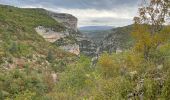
[36,10,119,57]
[36,11,95,56]
[47,11,78,32]
[77,36,98,57]
[35,26,69,42]
[35,11,80,55]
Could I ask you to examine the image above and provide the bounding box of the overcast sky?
[0,0,141,27]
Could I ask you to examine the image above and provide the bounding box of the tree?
[9,42,18,54]
[46,50,55,63]
[133,0,170,60]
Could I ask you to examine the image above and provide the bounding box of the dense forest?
[0,0,170,100]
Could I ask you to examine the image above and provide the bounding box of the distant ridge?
[79,26,114,31]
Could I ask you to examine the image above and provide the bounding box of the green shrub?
[14,90,36,100]
[95,77,133,100]
[162,71,170,100]
[46,50,55,63]
[57,56,95,98]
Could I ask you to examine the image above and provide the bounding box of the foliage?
[132,24,170,60]
[0,5,71,59]
[58,56,95,92]
[46,50,55,63]
[98,52,116,78]
[133,0,170,60]
[0,66,55,99]
[0,1,170,99]
[162,70,170,99]
[95,77,133,100]
[14,90,36,100]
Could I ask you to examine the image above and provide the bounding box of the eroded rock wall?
[48,12,78,32]
[35,26,69,42]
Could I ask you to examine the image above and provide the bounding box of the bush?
[46,50,55,63]
[0,68,53,99]
[14,90,36,100]
[143,78,160,99]
[57,56,95,98]
[98,52,119,78]
[162,71,170,100]
[95,77,133,100]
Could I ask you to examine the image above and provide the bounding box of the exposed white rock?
[35,26,80,55]
[35,11,80,56]
[130,71,138,78]
[48,12,78,32]
[130,71,137,75]
[60,44,80,55]
[157,64,163,70]
[116,48,123,54]
[35,26,68,43]
[51,73,58,83]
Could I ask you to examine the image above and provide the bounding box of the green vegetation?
[104,25,134,49]
[0,5,68,58]
[80,30,112,43]
[0,4,77,99]
[1,0,170,99]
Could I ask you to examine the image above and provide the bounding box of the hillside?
[0,5,136,99]
[0,5,72,57]
[1,1,170,99]
[80,30,112,43]
[80,25,134,56]
[100,25,134,53]
[0,4,82,68]
[0,5,80,99]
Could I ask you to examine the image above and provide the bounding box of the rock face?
[98,25,133,54]
[60,44,80,55]
[35,11,81,55]
[78,25,134,63]
[43,11,100,56]
[35,26,69,42]
[37,10,129,57]
[77,37,98,57]
[48,12,78,32]
[99,34,121,54]
[36,26,80,55]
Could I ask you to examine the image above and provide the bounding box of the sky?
[0,0,141,27]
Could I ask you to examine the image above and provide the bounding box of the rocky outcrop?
[35,11,81,55]
[77,37,98,57]
[37,10,128,57]
[99,37,119,54]
[78,25,134,62]
[36,26,80,55]
[35,26,69,42]
[98,25,133,54]
[48,12,78,32]
[60,44,80,55]
[43,11,100,56]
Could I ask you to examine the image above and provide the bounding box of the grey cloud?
[0,0,140,26]
[0,0,139,10]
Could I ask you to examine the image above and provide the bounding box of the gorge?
[1,1,170,99]
[34,9,133,58]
